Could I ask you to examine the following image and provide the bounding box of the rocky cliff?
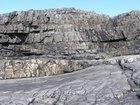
[0,8,140,79]
[0,8,140,58]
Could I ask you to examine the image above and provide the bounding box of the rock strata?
[0,59,100,79]
[0,8,140,58]
[0,55,140,104]
[0,8,140,79]
[0,7,140,105]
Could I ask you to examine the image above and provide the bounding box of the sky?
[0,0,139,16]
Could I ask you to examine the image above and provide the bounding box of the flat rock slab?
[0,64,131,105]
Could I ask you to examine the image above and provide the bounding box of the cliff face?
[0,8,140,79]
[0,8,140,58]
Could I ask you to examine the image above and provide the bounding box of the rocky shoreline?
[0,8,140,79]
[0,8,140,104]
[0,55,139,104]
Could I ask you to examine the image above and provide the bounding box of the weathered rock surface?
[0,8,140,79]
[0,59,101,79]
[0,8,140,104]
[0,54,139,79]
[0,8,140,58]
[0,55,140,105]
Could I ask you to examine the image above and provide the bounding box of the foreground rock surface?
[0,55,140,105]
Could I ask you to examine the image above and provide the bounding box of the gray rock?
[0,7,140,105]
[0,62,132,104]
[0,8,139,57]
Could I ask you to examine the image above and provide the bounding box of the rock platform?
[0,55,140,105]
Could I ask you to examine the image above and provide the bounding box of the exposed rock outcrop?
[0,8,140,58]
[0,8,140,105]
[0,59,101,79]
[0,55,140,105]
[0,55,140,79]
[0,8,140,79]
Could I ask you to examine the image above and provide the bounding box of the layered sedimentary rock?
[0,59,102,79]
[0,8,140,58]
[0,8,140,79]
[0,55,140,104]
[0,8,140,104]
